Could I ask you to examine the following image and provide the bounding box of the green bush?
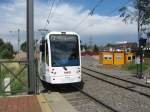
[11,79,23,92]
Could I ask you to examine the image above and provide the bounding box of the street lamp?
[9,29,20,54]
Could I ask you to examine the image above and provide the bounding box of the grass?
[122,58,150,74]
[0,61,27,95]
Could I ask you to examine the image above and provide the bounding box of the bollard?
[4,77,11,93]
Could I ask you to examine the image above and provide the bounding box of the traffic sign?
[135,57,140,64]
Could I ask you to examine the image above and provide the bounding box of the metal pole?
[137,0,141,78]
[136,64,138,77]
[17,29,20,60]
[140,48,143,78]
[27,0,36,94]
[18,29,20,54]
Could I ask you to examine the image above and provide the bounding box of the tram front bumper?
[45,75,81,84]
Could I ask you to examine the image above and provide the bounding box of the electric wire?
[44,0,56,29]
[107,0,133,16]
[72,0,104,30]
[78,0,133,34]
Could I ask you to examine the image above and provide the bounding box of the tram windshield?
[50,34,80,67]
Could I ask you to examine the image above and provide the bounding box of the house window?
[104,57,107,60]
[132,56,135,60]
[116,56,122,60]
[128,56,132,60]
[109,57,112,60]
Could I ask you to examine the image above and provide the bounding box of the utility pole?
[17,29,20,54]
[137,0,141,78]
[147,32,150,49]
[27,0,36,94]
[9,29,20,55]
[89,36,93,50]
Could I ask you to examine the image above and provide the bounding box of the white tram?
[36,31,82,84]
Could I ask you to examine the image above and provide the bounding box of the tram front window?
[50,35,80,67]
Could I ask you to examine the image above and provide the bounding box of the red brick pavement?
[0,95,42,112]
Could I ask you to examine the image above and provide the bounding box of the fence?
[0,61,28,95]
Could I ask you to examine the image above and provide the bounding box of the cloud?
[0,0,137,48]
[0,0,26,33]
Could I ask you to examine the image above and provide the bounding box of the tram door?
[45,40,49,76]
[40,40,46,80]
[40,39,50,80]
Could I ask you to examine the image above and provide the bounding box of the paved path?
[0,92,78,112]
[0,95,42,112]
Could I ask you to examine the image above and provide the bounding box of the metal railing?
[0,61,28,95]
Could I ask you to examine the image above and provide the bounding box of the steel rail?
[70,84,120,112]
[82,69,150,98]
[82,66,150,88]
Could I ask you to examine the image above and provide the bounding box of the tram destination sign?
[50,35,77,41]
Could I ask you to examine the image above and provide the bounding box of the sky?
[0,0,138,50]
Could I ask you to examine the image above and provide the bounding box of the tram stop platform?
[0,92,78,112]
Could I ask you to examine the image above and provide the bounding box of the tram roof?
[46,31,78,36]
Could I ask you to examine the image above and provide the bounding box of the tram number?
[64,71,71,74]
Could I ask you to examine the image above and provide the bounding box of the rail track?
[68,84,120,112]
[82,66,150,98]
[44,84,119,112]
[80,67,150,112]
[40,66,150,112]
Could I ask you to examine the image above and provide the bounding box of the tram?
[36,31,82,85]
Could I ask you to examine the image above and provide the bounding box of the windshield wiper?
[63,66,67,71]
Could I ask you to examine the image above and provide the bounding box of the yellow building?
[99,51,135,65]
[99,52,113,65]
[125,53,135,63]
[113,52,125,65]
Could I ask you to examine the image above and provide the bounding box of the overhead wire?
[43,0,132,34]
[78,0,133,34]
[72,0,104,30]
[107,0,133,16]
[44,0,56,29]
[48,0,63,24]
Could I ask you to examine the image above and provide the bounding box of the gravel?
[81,56,149,85]
[82,73,150,112]
[62,91,113,112]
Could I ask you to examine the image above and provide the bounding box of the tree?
[0,39,14,59]
[21,41,27,52]
[0,49,12,59]
[105,43,114,48]
[0,38,4,45]
[20,40,37,52]
[84,43,88,51]
[119,0,150,37]
[93,44,99,52]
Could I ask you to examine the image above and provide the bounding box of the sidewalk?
[0,95,42,112]
[0,92,78,112]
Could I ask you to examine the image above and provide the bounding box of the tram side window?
[41,43,45,63]
[46,41,49,65]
